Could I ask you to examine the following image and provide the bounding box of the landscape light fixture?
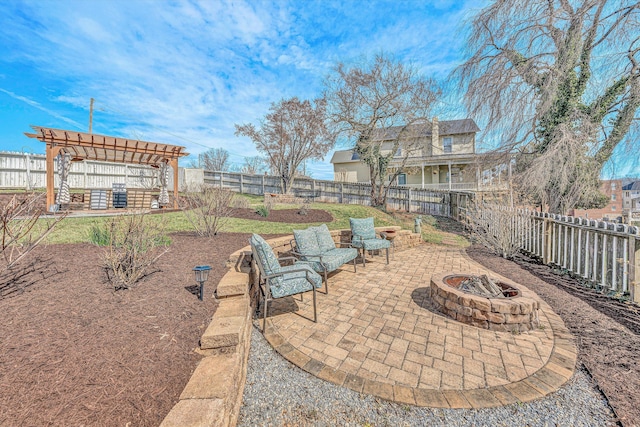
[193,265,211,301]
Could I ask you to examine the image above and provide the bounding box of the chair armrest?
[290,249,324,261]
[264,267,316,280]
[277,256,299,265]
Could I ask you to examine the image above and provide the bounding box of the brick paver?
[263,244,577,408]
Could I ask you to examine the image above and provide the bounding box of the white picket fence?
[462,205,640,299]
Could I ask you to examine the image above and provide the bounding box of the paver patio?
[262,243,577,408]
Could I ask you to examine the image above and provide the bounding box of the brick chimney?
[431,117,439,154]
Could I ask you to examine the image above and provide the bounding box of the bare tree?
[324,53,441,207]
[241,156,268,175]
[235,97,335,193]
[198,148,230,171]
[457,0,640,214]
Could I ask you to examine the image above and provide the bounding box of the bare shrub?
[180,185,235,236]
[0,192,66,274]
[231,195,251,210]
[98,213,170,290]
[464,203,527,259]
[263,194,275,211]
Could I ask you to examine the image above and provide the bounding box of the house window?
[443,137,452,153]
[612,194,616,201]
[395,147,402,157]
[611,182,616,190]
[397,174,407,186]
[612,205,617,211]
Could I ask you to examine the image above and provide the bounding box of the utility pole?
[89,97,94,133]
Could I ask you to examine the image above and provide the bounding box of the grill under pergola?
[25,126,189,210]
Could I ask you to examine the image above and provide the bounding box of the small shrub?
[100,213,170,290]
[255,205,270,217]
[0,192,66,274]
[464,204,526,259]
[89,222,110,246]
[264,194,275,211]
[180,185,235,237]
[231,195,251,209]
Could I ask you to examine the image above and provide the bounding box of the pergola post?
[45,144,62,211]
[170,158,179,209]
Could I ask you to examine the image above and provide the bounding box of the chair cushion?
[250,234,281,276]
[301,247,357,273]
[359,238,391,251]
[350,217,376,240]
[294,228,322,260]
[269,264,322,298]
[314,224,336,253]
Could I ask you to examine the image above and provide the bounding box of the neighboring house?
[622,181,640,223]
[569,180,624,220]
[331,118,497,190]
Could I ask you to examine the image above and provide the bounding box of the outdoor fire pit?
[430,272,540,332]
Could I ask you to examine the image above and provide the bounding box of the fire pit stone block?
[430,272,540,332]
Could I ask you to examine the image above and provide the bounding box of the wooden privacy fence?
[461,205,640,301]
[203,170,473,219]
[0,151,178,190]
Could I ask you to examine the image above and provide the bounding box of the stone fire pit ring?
[430,272,540,332]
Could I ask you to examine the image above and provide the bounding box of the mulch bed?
[229,207,333,223]
[0,204,333,426]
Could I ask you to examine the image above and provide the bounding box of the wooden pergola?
[25,126,189,210]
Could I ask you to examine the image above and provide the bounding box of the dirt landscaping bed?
[0,203,334,426]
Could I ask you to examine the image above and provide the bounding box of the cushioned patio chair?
[349,217,390,266]
[291,224,358,294]
[250,234,322,331]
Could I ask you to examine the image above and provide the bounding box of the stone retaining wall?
[160,227,423,426]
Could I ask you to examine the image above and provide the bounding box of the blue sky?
[0,0,636,180]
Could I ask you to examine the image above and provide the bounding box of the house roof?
[369,119,480,141]
[330,149,361,164]
[622,181,640,191]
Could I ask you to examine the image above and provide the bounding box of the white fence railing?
[461,205,640,300]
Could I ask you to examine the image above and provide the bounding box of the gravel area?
[238,325,616,427]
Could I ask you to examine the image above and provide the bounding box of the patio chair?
[291,223,358,294]
[349,217,390,266]
[250,234,322,331]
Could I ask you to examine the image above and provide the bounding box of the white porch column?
[448,161,452,191]
[421,163,425,189]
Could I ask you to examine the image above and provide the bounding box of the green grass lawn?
[40,193,468,246]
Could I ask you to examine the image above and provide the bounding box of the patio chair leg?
[312,288,317,323]
[323,270,329,294]
[386,247,389,264]
[361,248,366,267]
[353,256,357,273]
[262,297,268,332]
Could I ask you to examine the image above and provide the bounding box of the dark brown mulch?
[229,207,333,223]
[0,232,256,427]
[467,244,640,427]
[0,198,325,426]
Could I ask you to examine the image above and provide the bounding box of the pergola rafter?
[25,125,189,210]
